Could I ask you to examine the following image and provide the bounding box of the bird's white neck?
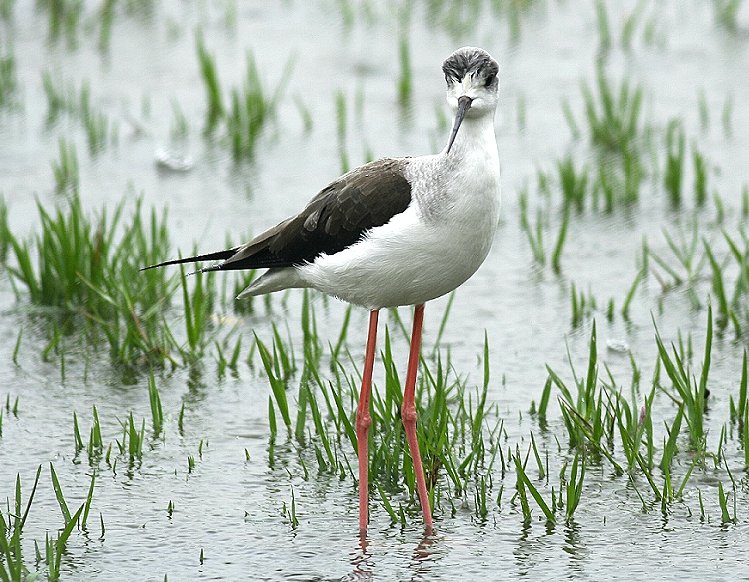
[441,113,498,166]
[440,113,499,175]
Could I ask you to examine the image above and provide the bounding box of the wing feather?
[208,157,412,272]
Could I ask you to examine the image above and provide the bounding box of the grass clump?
[654,306,713,450]
[42,72,118,153]
[649,224,749,336]
[36,0,84,47]
[1,464,93,581]
[117,412,145,462]
[255,302,506,522]
[397,33,412,106]
[707,231,749,335]
[0,196,9,262]
[196,34,291,160]
[148,371,164,435]
[5,194,182,368]
[518,186,570,270]
[577,64,644,156]
[248,292,749,528]
[713,0,745,32]
[0,467,41,581]
[0,51,18,109]
[663,120,686,206]
[51,137,79,195]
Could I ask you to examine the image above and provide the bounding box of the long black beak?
[446,95,473,154]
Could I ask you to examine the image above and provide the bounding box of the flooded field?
[1,0,749,580]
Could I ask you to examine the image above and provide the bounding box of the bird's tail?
[140,248,238,271]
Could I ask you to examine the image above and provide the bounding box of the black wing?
[143,158,412,272]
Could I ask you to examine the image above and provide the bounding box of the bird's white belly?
[299,197,498,309]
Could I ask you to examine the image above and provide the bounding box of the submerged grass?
[575,64,644,156]
[648,221,749,336]
[0,199,258,373]
[654,306,712,450]
[664,120,686,206]
[249,289,748,529]
[1,462,95,581]
[713,0,745,32]
[51,137,79,195]
[0,466,41,581]
[42,71,118,153]
[5,194,182,368]
[196,34,291,160]
[0,50,17,109]
[397,33,412,106]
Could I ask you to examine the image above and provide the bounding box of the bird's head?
[442,46,499,154]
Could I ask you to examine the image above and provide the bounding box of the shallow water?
[2,1,749,580]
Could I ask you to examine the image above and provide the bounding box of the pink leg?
[402,304,433,531]
[355,309,379,534]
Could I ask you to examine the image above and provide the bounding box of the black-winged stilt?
[145,46,501,534]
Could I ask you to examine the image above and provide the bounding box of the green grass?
[722,93,734,137]
[647,223,749,336]
[621,1,646,51]
[196,34,291,159]
[0,196,9,262]
[148,371,164,435]
[41,72,118,153]
[570,283,597,327]
[729,350,747,424]
[251,294,749,525]
[654,305,712,450]
[196,34,224,134]
[519,188,545,265]
[0,0,14,21]
[178,265,219,363]
[97,0,116,52]
[37,0,84,47]
[594,0,611,53]
[0,50,17,109]
[713,0,745,32]
[664,120,686,206]
[0,466,41,581]
[3,248,747,534]
[578,64,644,156]
[116,412,146,462]
[692,145,709,206]
[563,453,585,521]
[4,194,192,368]
[226,51,286,159]
[254,301,513,521]
[596,149,642,210]
[51,137,79,195]
[397,33,412,106]
[515,449,555,524]
[88,405,103,460]
[336,90,349,173]
[620,268,644,321]
[170,98,190,141]
[557,154,589,212]
[1,463,94,581]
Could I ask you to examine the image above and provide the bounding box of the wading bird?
[144,46,501,534]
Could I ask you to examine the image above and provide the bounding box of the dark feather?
[442,47,498,86]
[140,248,239,271]
[145,158,412,273]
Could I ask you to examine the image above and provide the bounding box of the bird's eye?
[484,74,496,87]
